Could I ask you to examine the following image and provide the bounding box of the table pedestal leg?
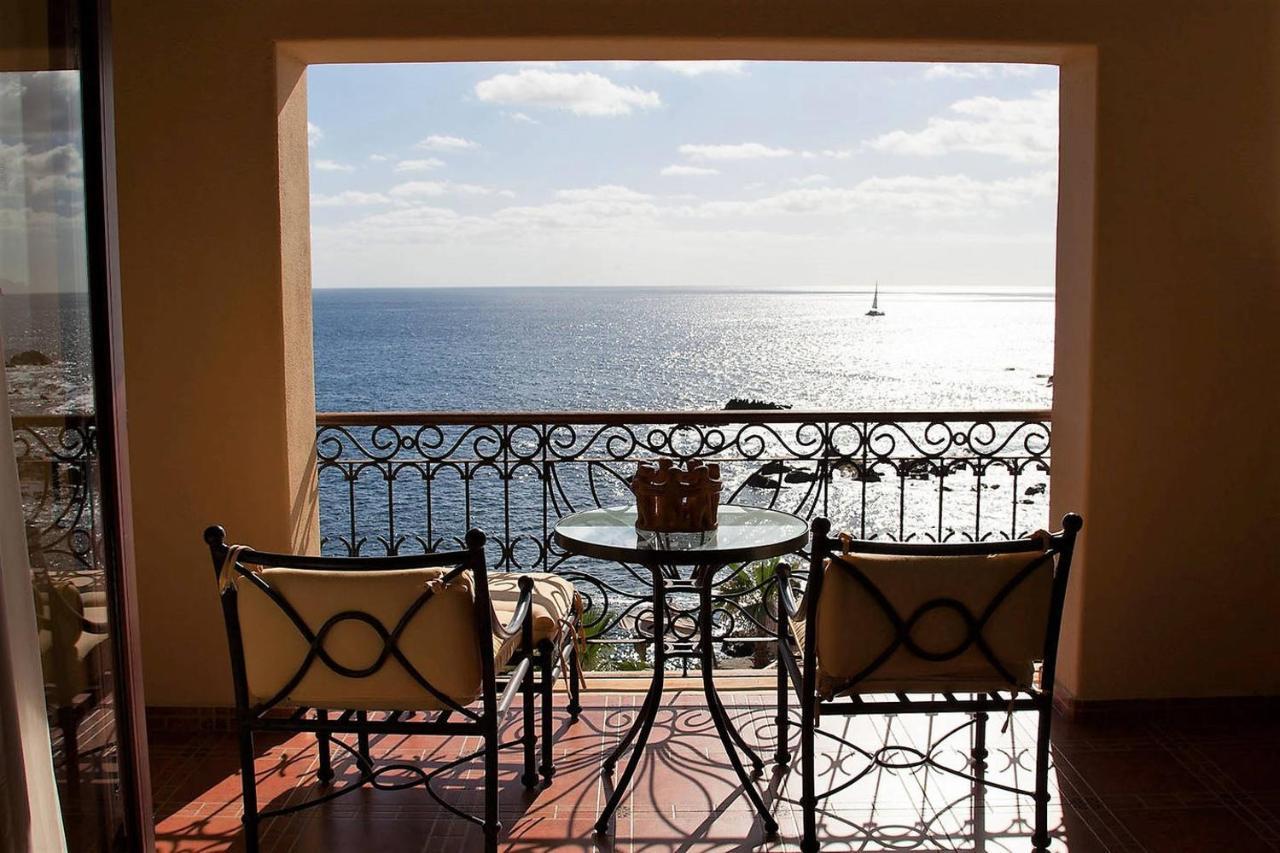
[595,575,666,835]
[699,565,778,834]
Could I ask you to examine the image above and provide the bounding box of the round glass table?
[553,504,809,836]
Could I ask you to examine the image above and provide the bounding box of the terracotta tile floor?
[151,690,1280,851]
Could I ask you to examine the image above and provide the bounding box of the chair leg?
[774,640,790,766]
[57,706,80,792]
[1032,702,1053,851]
[521,648,538,788]
[567,636,582,719]
[800,696,819,853]
[483,717,501,852]
[238,725,260,853]
[356,710,371,775]
[971,708,989,769]
[972,708,988,846]
[315,709,334,784]
[540,640,556,783]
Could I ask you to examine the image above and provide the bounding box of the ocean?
[3,287,1055,414]
[313,287,1054,413]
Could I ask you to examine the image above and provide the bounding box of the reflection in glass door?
[2,1,149,849]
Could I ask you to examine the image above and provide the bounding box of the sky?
[308,61,1059,291]
[0,71,89,295]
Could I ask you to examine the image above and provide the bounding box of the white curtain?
[0,329,67,852]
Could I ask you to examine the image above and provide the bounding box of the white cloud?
[923,63,1045,80]
[555,185,653,203]
[313,159,355,172]
[822,149,855,160]
[679,142,793,161]
[415,134,478,152]
[493,198,660,230]
[660,164,720,177]
[425,171,1055,235]
[694,171,1056,219]
[0,141,84,214]
[474,69,661,117]
[388,180,514,199]
[307,122,322,147]
[867,89,1058,163]
[394,158,446,172]
[793,174,830,185]
[506,111,539,124]
[654,60,747,76]
[368,154,389,162]
[311,191,392,207]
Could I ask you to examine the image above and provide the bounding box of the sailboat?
[865,281,884,316]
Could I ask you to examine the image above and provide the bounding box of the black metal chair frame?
[205,526,582,853]
[775,514,1082,853]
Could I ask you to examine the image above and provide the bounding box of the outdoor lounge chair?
[205,526,582,853]
[775,514,1082,852]
[34,571,111,791]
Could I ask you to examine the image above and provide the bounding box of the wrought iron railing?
[12,414,101,577]
[315,410,1051,670]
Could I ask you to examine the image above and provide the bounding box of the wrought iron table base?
[594,566,779,836]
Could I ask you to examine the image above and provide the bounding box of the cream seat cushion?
[488,572,578,645]
[805,547,1052,698]
[234,567,519,711]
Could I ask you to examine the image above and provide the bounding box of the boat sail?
[866,281,884,316]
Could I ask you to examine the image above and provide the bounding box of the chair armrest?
[775,563,806,620]
[491,575,535,641]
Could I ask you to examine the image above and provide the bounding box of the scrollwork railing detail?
[315,410,1051,668]
[12,414,100,578]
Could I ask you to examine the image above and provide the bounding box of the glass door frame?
[76,0,153,847]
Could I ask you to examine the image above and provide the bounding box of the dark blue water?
[312,287,1053,413]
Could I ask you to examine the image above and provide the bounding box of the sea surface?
[313,287,1054,413]
[2,287,1055,414]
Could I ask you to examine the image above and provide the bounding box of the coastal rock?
[1024,483,1047,496]
[7,350,52,367]
[783,468,819,483]
[725,398,791,411]
[834,461,882,483]
[746,473,783,490]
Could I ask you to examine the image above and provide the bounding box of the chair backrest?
[205,527,497,717]
[804,515,1081,698]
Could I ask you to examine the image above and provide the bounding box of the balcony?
[314,409,1052,673]
[23,411,1278,852]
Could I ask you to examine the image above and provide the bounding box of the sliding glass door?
[1,0,149,849]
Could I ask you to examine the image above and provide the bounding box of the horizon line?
[311,283,1055,295]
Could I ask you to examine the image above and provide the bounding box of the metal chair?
[205,526,581,852]
[775,514,1082,852]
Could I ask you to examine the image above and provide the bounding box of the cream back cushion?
[234,567,484,711]
[489,572,578,644]
[815,548,1053,696]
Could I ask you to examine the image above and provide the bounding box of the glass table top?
[553,504,809,565]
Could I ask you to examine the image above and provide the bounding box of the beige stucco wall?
[110,0,1279,707]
